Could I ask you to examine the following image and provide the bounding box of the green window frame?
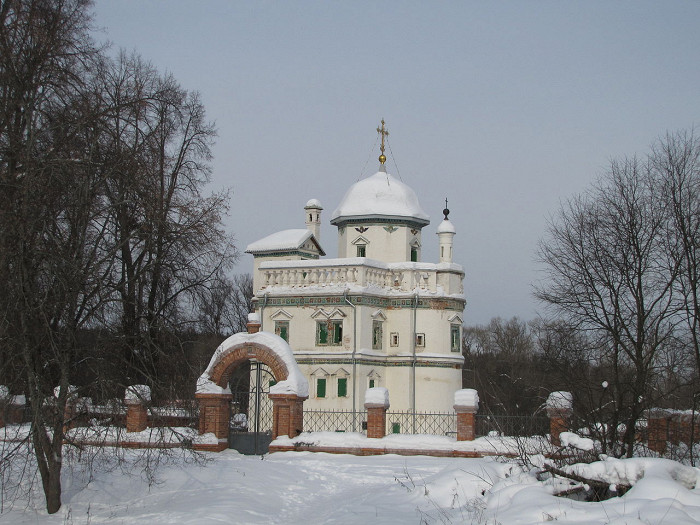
[410,247,418,262]
[317,320,343,346]
[451,324,461,352]
[337,378,347,397]
[275,321,289,342]
[372,320,383,350]
[357,245,366,257]
[316,378,326,398]
[369,379,375,389]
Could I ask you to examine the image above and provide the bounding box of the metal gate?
[228,360,275,454]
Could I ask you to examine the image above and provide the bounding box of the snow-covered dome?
[330,171,430,226]
[437,219,456,234]
[305,198,322,209]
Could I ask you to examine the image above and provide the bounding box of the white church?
[245,122,465,414]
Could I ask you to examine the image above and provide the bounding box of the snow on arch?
[196,331,309,398]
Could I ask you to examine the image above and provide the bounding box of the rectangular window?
[392,422,401,434]
[369,379,375,389]
[451,324,461,352]
[337,378,347,397]
[372,320,383,350]
[316,378,326,398]
[317,322,328,345]
[357,245,366,257]
[390,332,399,347]
[410,247,418,262]
[275,321,289,342]
[416,333,425,347]
[317,320,343,346]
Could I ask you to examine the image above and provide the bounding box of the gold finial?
[376,118,389,165]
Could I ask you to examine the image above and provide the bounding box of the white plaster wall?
[339,223,423,263]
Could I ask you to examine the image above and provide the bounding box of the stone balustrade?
[259,260,438,293]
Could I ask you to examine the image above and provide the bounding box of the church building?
[245,121,465,414]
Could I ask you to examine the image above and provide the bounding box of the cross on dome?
[376,119,389,166]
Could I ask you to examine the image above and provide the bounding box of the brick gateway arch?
[195,323,309,452]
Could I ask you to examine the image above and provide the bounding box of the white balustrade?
[258,262,437,293]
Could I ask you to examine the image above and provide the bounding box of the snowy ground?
[3,448,700,524]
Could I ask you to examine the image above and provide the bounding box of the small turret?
[437,200,456,263]
[304,198,323,242]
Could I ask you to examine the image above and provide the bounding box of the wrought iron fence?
[303,409,367,433]
[385,411,457,436]
[475,414,550,437]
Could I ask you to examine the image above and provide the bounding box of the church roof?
[330,171,430,226]
[245,229,325,256]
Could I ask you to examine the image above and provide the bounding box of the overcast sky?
[93,1,700,325]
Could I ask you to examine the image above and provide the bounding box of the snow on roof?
[330,171,430,225]
[436,219,456,234]
[245,229,324,255]
[197,331,309,398]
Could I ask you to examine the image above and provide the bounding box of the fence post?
[247,312,261,334]
[546,391,573,446]
[647,408,670,454]
[125,385,151,433]
[364,387,389,439]
[454,389,479,441]
[269,393,306,439]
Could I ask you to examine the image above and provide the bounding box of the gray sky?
[93,1,700,325]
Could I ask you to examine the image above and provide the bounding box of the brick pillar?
[647,408,670,454]
[125,385,151,433]
[247,312,261,334]
[364,387,390,439]
[546,391,573,447]
[196,393,233,440]
[454,389,479,441]
[269,393,306,439]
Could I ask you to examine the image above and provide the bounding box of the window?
[317,320,343,346]
[337,378,347,397]
[391,422,401,434]
[372,320,383,350]
[269,379,277,388]
[390,332,399,347]
[316,378,326,398]
[416,333,425,347]
[451,324,461,352]
[410,247,418,262]
[275,321,289,342]
[369,379,375,389]
[357,245,366,257]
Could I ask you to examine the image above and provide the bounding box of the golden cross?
[376,119,389,164]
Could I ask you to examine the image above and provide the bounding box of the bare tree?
[197,272,254,337]
[654,130,700,380]
[536,156,679,457]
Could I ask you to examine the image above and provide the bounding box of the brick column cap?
[454,388,479,412]
[247,312,261,334]
[364,387,389,408]
[125,384,151,406]
[269,392,308,401]
[546,391,573,417]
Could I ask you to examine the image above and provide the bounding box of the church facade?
[245,125,465,414]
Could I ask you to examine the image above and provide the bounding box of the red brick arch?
[207,342,290,388]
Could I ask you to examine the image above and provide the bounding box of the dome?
[305,198,322,209]
[330,171,430,226]
[437,219,456,234]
